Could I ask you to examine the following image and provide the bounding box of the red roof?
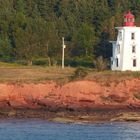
[124,11,134,19]
[124,11,135,27]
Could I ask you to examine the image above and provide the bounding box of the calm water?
[0,119,139,140]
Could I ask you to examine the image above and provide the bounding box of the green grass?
[0,62,75,83]
[0,62,22,67]
[86,70,140,84]
[0,62,140,84]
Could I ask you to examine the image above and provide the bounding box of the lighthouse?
[111,11,140,71]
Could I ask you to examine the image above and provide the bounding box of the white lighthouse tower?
[111,11,140,71]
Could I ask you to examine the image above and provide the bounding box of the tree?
[73,23,96,57]
[0,0,140,67]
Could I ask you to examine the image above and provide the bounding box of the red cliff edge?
[0,79,140,111]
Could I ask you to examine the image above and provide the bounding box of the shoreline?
[0,108,140,123]
[0,78,140,123]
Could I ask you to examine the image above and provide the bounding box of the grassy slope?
[0,62,140,83]
[0,62,74,83]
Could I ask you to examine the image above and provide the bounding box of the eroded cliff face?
[0,79,140,111]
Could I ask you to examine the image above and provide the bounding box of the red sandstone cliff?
[0,79,140,110]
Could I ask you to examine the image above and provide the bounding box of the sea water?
[0,119,139,140]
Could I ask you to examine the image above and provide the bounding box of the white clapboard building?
[111,11,140,71]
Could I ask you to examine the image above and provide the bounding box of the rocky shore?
[0,109,140,123]
[0,79,140,122]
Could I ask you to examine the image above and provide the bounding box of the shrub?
[71,67,88,80]
[60,57,94,67]
[94,56,108,71]
[16,60,28,65]
[32,58,50,66]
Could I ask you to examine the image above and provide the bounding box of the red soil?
[0,79,140,110]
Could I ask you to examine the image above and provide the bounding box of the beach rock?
[0,79,139,111]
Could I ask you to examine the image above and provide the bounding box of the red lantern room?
[124,11,135,27]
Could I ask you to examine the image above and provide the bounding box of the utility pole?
[62,37,66,69]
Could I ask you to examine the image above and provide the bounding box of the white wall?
[111,27,140,71]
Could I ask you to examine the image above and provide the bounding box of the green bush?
[71,67,88,80]
[32,58,50,66]
[63,57,94,67]
[15,60,28,65]
[94,56,108,71]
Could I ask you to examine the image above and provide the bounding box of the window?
[130,18,134,22]
[111,60,113,65]
[132,45,136,53]
[119,32,122,41]
[131,33,135,40]
[124,18,127,22]
[133,59,136,67]
[116,58,119,67]
[117,44,120,53]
